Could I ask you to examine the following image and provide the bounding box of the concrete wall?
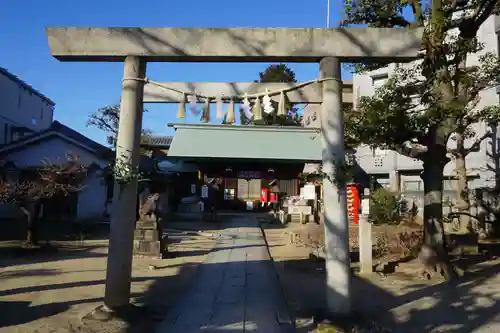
[0,68,54,145]
[1,136,108,220]
[77,172,108,220]
[352,15,500,191]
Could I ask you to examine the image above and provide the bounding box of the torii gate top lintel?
[46,27,423,63]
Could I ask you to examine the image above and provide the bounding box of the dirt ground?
[0,221,220,333]
[263,221,500,333]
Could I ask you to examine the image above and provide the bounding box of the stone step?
[136,221,159,230]
[134,229,161,241]
[133,240,164,259]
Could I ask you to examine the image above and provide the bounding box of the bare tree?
[0,156,88,245]
[87,104,152,148]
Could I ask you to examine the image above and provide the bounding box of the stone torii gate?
[46,27,423,316]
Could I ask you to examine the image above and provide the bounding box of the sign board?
[237,171,261,179]
[289,206,312,215]
[303,184,316,200]
[246,201,254,210]
[201,185,209,198]
[191,184,196,194]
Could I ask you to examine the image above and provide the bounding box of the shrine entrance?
[46,26,423,315]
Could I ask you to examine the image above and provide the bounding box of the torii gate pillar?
[104,56,146,308]
[320,57,351,314]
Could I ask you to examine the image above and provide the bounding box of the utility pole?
[327,0,331,28]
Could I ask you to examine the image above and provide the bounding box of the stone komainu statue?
[138,187,160,221]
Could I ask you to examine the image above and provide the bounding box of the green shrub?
[369,188,402,225]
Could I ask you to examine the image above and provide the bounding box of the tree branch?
[465,130,492,155]
[460,0,498,38]
[389,141,428,159]
[407,0,425,26]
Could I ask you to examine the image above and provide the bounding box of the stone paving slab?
[155,217,293,333]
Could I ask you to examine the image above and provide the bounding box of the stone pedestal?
[359,215,373,274]
[133,218,165,259]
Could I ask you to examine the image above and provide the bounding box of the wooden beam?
[143,81,353,104]
[46,27,424,62]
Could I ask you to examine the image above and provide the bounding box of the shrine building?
[141,123,323,211]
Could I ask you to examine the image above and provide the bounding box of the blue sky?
[0,0,350,145]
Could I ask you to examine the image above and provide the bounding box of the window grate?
[374,156,384,167]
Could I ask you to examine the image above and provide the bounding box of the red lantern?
[347,185,360,225]
[270,192,278,203]
[260,188,268,203]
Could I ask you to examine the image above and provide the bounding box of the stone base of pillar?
[133,218,166,259]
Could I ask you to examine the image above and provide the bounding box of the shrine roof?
[141,135,173,148]
[166,123,322,162]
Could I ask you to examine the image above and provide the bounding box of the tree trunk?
[421,157,458,280]
[454,134,472,233]
[21,205,37,245]
[454,153,472,233]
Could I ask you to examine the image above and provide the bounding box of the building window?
[403,180,422,191]
[224,188,235,200]
[373,147,387,157]
[372,74,389,90]
[498,32,500,57]
[378,179,390,189]
[11,131,21,142]
[40,108,44,119]
[374,156,384,167]
[372,147,387,168]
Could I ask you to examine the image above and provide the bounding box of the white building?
[349,16,500,195]
[0,67,55,145]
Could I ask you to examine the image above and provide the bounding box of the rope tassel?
[253,97,263,121]
[262,89,274,114]
[241,94,252,120]
[215,95,224,119]
[176,93,187,119]
[200,98,210,123]
[225,99,235,124]
[188,94,200,116]
[277,91,287,117]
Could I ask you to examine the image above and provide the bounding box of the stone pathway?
[155,217,294,333]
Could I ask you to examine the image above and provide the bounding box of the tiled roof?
[142,135,173,147]
[0,121,113,159]
[167,124,322,161]
[49,121,112,157]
